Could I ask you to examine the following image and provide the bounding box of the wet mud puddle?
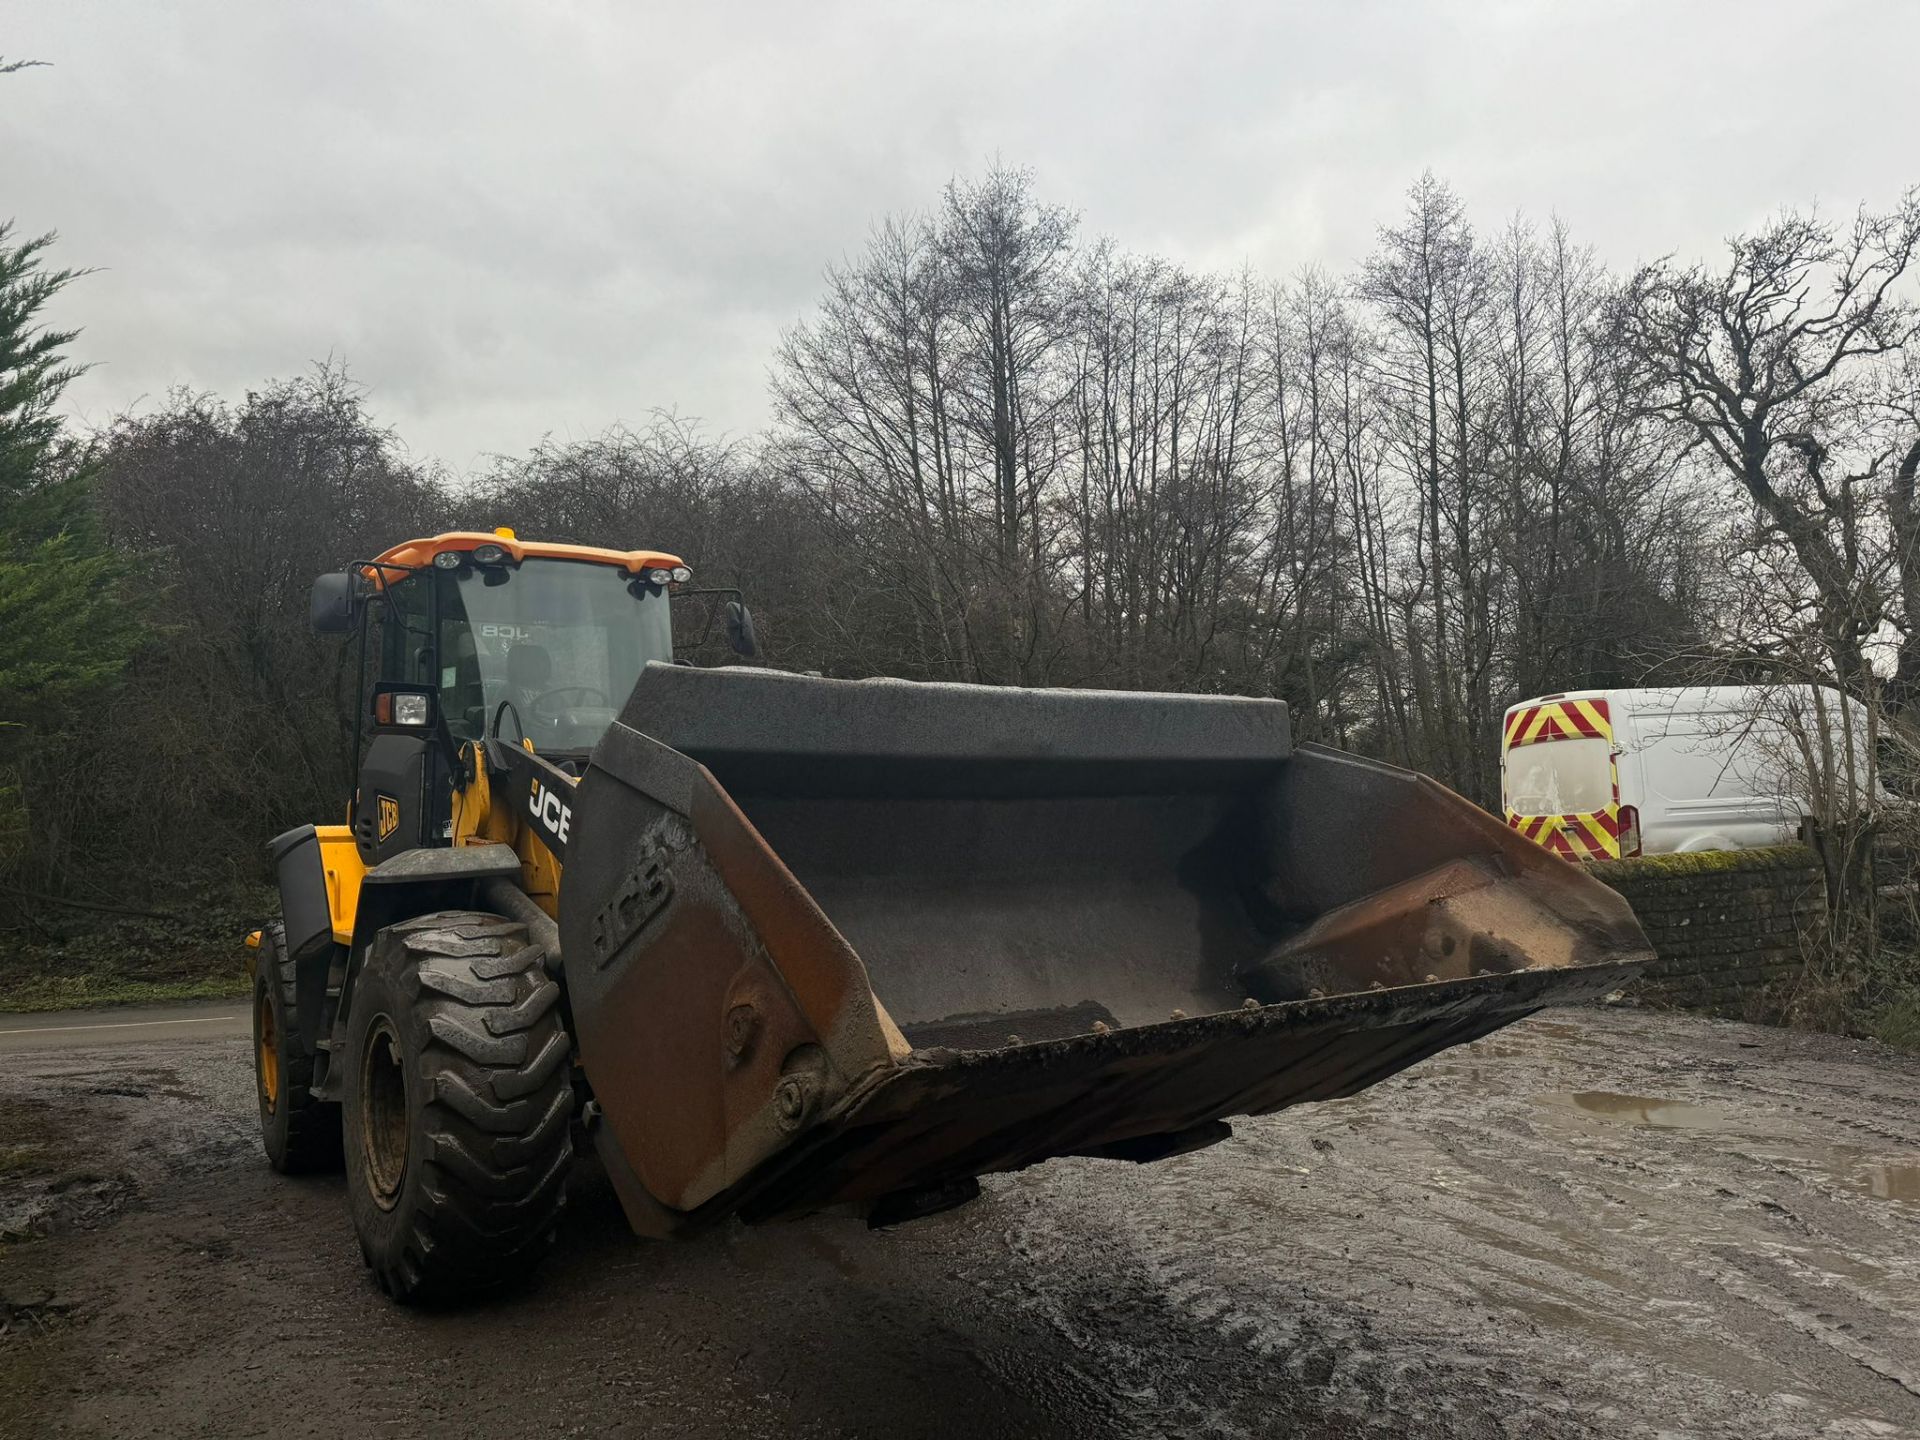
[1251,1065,1920,1431]
[1535,1089,1920,1205]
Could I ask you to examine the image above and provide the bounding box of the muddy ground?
[0,1004,1915,1439]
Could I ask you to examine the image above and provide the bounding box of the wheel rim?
[359,1017,409,1210]
[256,986,280,1114]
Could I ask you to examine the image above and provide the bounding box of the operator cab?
[384,548,676,753]
[310,530,748,864]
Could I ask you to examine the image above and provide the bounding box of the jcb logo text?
[529,779,572,845]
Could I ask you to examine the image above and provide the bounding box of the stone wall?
[1582,845,1826,1012]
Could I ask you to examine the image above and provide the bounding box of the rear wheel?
[254,923,342,1173]
[341,911,574,1303]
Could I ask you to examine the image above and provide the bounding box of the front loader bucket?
[559,667,1653,1236]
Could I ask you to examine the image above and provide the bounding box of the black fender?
[267,825,345,1058]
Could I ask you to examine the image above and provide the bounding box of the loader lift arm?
[482,737,580,869]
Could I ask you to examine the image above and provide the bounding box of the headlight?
[671,566,692,583]
[432,550,464,570]
[373,690,434,727]
[647,567,673,585]
[471,543,509,565]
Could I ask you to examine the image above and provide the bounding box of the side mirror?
[725,600,759,658]
[310,572,357,635]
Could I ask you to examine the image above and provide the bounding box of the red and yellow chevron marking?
[1503,697,1612,748]
[1507,806,1619,861]
[1504,702,1621,860]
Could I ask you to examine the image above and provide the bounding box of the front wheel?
[341,911,574,1303]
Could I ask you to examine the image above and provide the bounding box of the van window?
[1505,738,1613,816]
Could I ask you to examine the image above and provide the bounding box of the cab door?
[354,572,448,863]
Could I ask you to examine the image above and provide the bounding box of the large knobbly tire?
[255,922,344,1174]
[342,910,574,1303]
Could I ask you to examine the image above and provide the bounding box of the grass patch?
[0,972,249,1014]
[1866,994,1920,1053]
[0,1149,44,1178]
[0,1096,69,1180]
[1760,949,1920,1056]
[0,884,268,1014]
[0,1141,49,1181]
[1599,843,1818,878]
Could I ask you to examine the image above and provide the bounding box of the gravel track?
[1,1005,1915,1438]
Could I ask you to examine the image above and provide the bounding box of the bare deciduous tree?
[1609,196,1920,687]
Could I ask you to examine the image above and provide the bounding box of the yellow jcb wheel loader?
[249,528,1654,1303]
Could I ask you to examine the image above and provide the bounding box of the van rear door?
[1502,698,1620,860]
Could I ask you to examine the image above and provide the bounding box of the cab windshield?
[382,557,672,750]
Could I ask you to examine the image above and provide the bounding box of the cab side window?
[378,575,434,686]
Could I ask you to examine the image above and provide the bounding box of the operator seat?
[507,641,553,696]
[506,643,553,738]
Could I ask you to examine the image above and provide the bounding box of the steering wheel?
[529,685,610,724]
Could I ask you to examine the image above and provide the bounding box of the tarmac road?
[0,1004,248,1055]
[1,1002,1916,1439]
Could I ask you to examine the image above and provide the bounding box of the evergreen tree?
[0,223,138,705]
[0,222,143,884]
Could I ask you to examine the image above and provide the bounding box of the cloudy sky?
[5,1,1918,474]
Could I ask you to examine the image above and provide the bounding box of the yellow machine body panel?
[450,742,566,919]
[314,825,367,944]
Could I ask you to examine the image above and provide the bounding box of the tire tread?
[349,910,574,1303]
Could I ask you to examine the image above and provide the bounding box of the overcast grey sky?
[5,1,1918,474]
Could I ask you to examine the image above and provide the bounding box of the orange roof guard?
[364,531,686,586]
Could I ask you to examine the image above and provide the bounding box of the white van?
[1499,685,1871,860]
